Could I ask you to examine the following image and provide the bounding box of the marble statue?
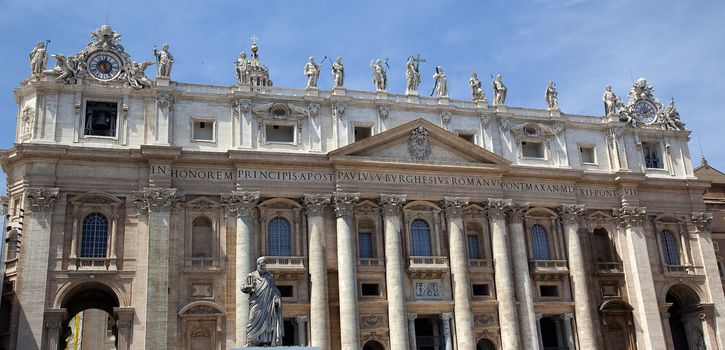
[468,72,486,102]
[603,86,617,116]
[492,74,507,106]
[628,77,655,104]
[331,57,344,88]
[405,56,420,94]
[241,257,284,347]
[660,98,685,130]
[52,54,83,84]
[304,56,320,88]
[371,59,387,91]
[126,61,154,89]
[29,41,48,76]
[545,81,559,110]
[153,44,174,78]
[432,66,448,97]
[235,52,249,84]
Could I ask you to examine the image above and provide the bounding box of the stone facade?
[1,25,723,350]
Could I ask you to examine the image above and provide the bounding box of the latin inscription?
[150,165,635,198]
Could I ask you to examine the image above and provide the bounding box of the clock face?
[88,53,121,80]
[633,101,657,124]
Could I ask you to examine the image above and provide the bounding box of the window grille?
[80,213,109,258]
[467,234,481,259]
[268,217,292,256]
[661,229,680,265]
[359,232,374,258]
[411,219,432,256]
[531,224,550,260]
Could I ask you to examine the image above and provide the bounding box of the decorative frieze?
[133,187,182,213]
[691,212,713,232]
[303,193,330,217]
[612,205,647,228]
[220,191,260,218]
[559,203,586,225]
[333,192,359,218]
[361,314,387,329]
[486,198,512,221]
[508,202,529,223]
[414,282,441,299]
[24,187,59,213]
[474,313,496,327]
[20,106,34,141]
[442,196,469,218]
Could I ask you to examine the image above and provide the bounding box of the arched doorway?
[363,340,385,350]
[599,300,636,350]
[665,284,705,350]
[58,282,121,350]
[476,338,496,350]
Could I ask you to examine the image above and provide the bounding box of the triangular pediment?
[328,118,510,168]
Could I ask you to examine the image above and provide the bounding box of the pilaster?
[379,194,409,350]
[303,194,331,350]
[333,192,360,350]
[508,202,538,350]
[691,212,725,347]
[155,92,174,145]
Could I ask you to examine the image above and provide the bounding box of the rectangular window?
[192,119,215,142]
[580,146,596,164]
[266,124,295,143]
[361,283,380,296]
[84,101,118,137]
[472,284,490,297]
[540,285,559,297]
[642,142,663,169]
[359,232,374,258]
[467,235,481,259]
[354,126,372,142]
[522,141,545,158]
[278,285,294,298]
[718,262,725,278]
[458,132,475,143]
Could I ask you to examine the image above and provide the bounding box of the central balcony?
[408,256,449,279]
[357,258,385,271]
[264,256,306,279]
[529,259,569,281]
[68,257,117,271]
[664,264,705,277]
[183,258,221,272]
[595,261,624,275]
[468,259,494,273]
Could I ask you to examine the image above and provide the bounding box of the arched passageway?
[476,338,496,350]
[665,284,707,350]
[362,340,385,350]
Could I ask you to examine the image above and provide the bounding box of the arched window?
[268,217,292,256]
[661,229,680,265]
[191,217,213,258]
[80,213,109,258]
[531,224,550,260]
[411,219,432,256]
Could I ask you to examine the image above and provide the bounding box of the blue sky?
[1,0,724,186]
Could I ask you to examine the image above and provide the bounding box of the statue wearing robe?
[242,257,284,346]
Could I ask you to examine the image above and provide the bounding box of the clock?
[88,52,121,81]
[632,100,657,124]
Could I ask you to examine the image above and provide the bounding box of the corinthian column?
[508,202,538,350]
[133,187,182,350]
[303,194,331,350]
[559,204,597,349]
[221,191,260,347]
[379,194,409,350]
[333,192,360,350]
[486,198,520,350]
[613,204,666,349]
[15,187,59,350]
[692,212,725,346]
[442,197,475,349]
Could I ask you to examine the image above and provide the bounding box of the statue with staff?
[29,41,49,76]
[331,57,344,88]
[304,56,321,88]
[241,257,284,346]
[405,55,422,94]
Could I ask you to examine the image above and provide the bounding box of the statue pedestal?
[437,96,450,105]
[375,91,388,100]
[237,84,252,92]
[332,87,346,96]
[156,77,170,87]
[305,88,319,97]
[233,347,319,350]
[495,105,507,113]
[548,108,561,118]
[475,100,489,109]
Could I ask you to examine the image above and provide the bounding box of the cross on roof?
[250,35,259,45]
[414,54,426,69]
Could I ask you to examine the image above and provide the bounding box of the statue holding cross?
[406,55,425,95]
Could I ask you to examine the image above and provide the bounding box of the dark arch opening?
[476,338,496,350]
[363,340,385,350]
[666,284,701,350]
[59,282,120,350]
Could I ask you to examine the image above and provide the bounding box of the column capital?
[612,204,647,228]
[560,313,574,321]
[303,193,330,217]
[559,203,586,225]
[486,198,512,221]
[114,307,135,326]
[43,308,67,330]
[535,313,544,321]
[442,196,469,219]
[24,187,60,213]
[379,194,407,217]
[440,312,453,321]
[692,212,713,233]
[133,187,182,214]
[508,202,529,223]
[294,315,309,324]
[333,192,359,218]
[406,313,418,321]
[221,190,260,218]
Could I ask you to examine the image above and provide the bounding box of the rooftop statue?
[126,61,154,90]
[153,43,174,79]
[405,56,421,95]
[52,54,84,84]
[331,57,344,88]
[660,98,685,131]
[241,257,284,346]
[468,72,487,103]
[304,56,320,88]
[492,74,507,106]
[432,66,448,97]
[545,81,559,110]
[628,77,655,105]
[29,41,48,76]
[602,86,617,116]
[371,58,387,91]
[235,52,249,84]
